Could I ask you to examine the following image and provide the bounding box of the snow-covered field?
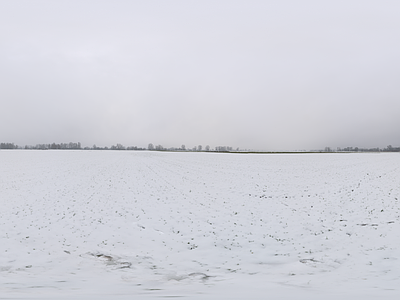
[1,150,400,299]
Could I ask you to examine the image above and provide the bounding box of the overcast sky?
[1,0,399,151]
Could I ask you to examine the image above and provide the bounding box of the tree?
[197,145,202,151]
[205,145,210,151]
[181,144,186,151]
[0,143,16,149]
[111,144,125,150]
[148,143,154,150]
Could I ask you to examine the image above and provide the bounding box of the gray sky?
[1,0,399,151]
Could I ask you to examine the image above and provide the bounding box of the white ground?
[1,150,400,299]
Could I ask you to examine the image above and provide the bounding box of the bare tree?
[111,144,125,150]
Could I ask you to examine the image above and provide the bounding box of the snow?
[1,150,400,299]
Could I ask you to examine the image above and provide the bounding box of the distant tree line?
[23,142,82,150]
[1,142,239,152]
[0,142,83,150]
[0,143,17,149]
[326,145,400,152]
[382,145,400,152]
[90,144,146,150]
[4,142,398,152]
[146,143,238,152]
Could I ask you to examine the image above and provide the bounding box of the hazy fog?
[1,0,399,151]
